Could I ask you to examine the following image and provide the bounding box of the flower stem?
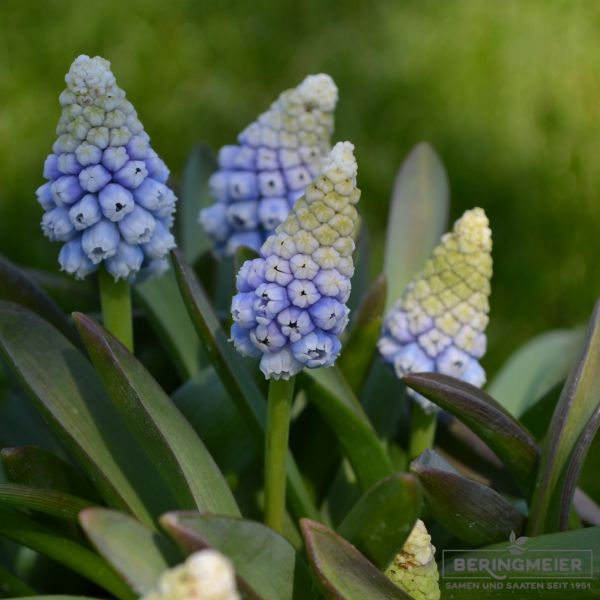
[98,267,133,352]
[408,403,437,459]
[264,377,295,533]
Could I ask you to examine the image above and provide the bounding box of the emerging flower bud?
[199,74,338,257]
[378,208,492,413]
[385,519,441,600]
[142,549,240,600]
[230,142,360,380]
[38,55,178,281]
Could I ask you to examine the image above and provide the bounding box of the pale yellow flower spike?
[385,519,441,600]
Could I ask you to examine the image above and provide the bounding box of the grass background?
[1,0,599,372]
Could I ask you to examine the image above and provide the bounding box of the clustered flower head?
[378,208,492,413]
[36,55,177,281]
[142,549,240,600]
[385,519,441,600]
[230,141,360,380]
[199,74,338,257]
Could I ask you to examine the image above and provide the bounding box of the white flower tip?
[297,73,338,112]
[321,141,357,180]
[185,549,239,599]
[454,207,492,252]
[400,519,436,568]
[65,54,117,99]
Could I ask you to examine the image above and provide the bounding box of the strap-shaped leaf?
[411,450,525,546]
[487,327,585,417]
[161,511,313,600]
[337,473,422,569]
[178,143,217,264]
[557,406,600,529]
[441,527,600,599]
[529,300,600,535]
[403,372,540,495]
[136,268,205,380]
[171,249,318,520]
[0,256,78,347]
[0,506,134,600]
[80,508,178,596]
[0,483,94,522]
[383,142,449,312]
[74,313,239,516]
[0,302,170,526]
[172,368,256,476]
[1,446,98,500]
[338,275,387,395]
[302,519,412,599]
[301,367,395,491]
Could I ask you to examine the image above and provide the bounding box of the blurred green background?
[1,0,599,372]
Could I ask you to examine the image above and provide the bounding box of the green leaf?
[383,142,449,312]
[0,256,78,347]
[136,268,206,380]
[441,527,600,599]
[0,301,170,527]
[301,519,412,599]
[73,313,239,516]
[13,598,105,600]
[0,483,94,523]
[301,367,395,491]
[1,446,98,500]
[529,300,600,535]
[338,275,387,395]
[161,511,314,600]
[0,561,35,597]
[172,368,256,476]
[0,506,134,600]
[487,328,585,417]
[80,508,178,596]
[403,373,540,496]
[337,473,422,569]
[178,143,217,264]
[170,249,318,521]
[557,407,600,529]
[411,450,525,546]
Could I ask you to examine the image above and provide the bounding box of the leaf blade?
[80,508,177,596]
[0,506,134,600]
[411,450,525,546]
[302,519,412,600]
[73,312,239,516]
[383,142,449,312]
[0,301,167,526]
[337,473,422,568]
[161,511,313,600]
[529,300,600,535]
[403,372,540,495]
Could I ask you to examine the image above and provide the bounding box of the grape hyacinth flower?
[37,55,177,282]
[385,519,441,600]
[142,549,240,600]
[378,208,492,414]
[199,74,338,257]
[230,141,360,381]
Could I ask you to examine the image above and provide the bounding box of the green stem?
[408,403,437,460]
[98,267,133,352]
[264,377,295,533]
